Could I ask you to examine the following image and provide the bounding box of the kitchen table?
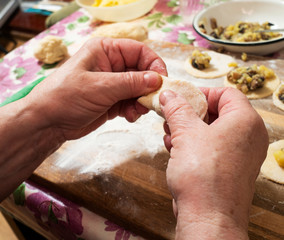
[0,0,284,239]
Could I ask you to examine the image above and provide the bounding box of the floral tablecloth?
[0,0,224,103]
[1,0,284,239]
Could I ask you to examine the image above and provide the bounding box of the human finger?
[118,100,150,122]
[63,38,168,76]
[84,71,162,106]
[65,37,167,75]
[104,98,149,123]
[200,87,253,118]
[100,38,168,75]
[163,121,170,135]
[172,199,178,218]
[135,101,149,115]
[159,90,206,137]
[163,134,172,152]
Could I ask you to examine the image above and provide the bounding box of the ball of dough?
[34,35,68,64]
[92,22,148,42]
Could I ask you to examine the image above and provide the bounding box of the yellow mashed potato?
[92,0,137,7]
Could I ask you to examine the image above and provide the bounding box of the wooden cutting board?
[31,41,284,240]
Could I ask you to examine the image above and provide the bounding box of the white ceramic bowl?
[193,0,284,55]
[76,0,157,22]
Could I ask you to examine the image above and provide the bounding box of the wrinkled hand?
[25,38,167,140]
[160,87,268,239]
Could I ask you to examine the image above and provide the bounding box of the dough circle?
[224,73,280,99]
[272,83,284,111]
[137,75,208,120]
[261,140,284,184]
[224,75,280,99]
[184,50,234,79]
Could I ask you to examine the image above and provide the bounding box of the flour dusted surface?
[53,112,166,174]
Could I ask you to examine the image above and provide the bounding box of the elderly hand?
[0,38,166,201]
[25,37,167,140]
[160,87,268,240]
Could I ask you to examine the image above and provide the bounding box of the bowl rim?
[192,0,284,47]
[76,0,157,9]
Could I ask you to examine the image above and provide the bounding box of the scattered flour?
[53,112,165,174]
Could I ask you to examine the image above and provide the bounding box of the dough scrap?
[92,22,148,41]
[184,50,234,79]
[138,75,208,120]
[34,35,68,64]
[261,140,284,184]
[272,83,284,111]
[224,73,280,99]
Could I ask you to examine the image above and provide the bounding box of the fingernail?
[144,72,162,88]
[160,90,177,106]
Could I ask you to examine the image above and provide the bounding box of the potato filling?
[241,52,247,62]
[207,19,282,42]
[273,149,284,168]
[227,64,275,93]
[190,50,211,70]
[277,85,284,103]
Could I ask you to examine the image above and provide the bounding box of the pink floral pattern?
[154,0,179,15]
[3,1,284,239]
[35,11,85,40]
[0,56,41,101]
[26,191,84,239]
[14,44,27,55]
[78,27,93,36]
[13,181,84,240]
[36,23,67,39]
[105,220,137,240]
[164,25,192,43]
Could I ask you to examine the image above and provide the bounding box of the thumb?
[160,90,204,135]
[91,71,162,102]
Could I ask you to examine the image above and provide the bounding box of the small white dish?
[76,0,157,22]
[193,0,284,55]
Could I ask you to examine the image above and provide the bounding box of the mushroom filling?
[190,50,211,70]
[207,19,282,42]
[278,86,284,103]
[227,64,275,93]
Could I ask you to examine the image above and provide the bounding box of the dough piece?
[224,73,280,99]
[138,75,208,120]
[92,22,148,42]
[34,35,68,64]
[184,50,234,79]
[261,140,284,184]
[273,83,284,111]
